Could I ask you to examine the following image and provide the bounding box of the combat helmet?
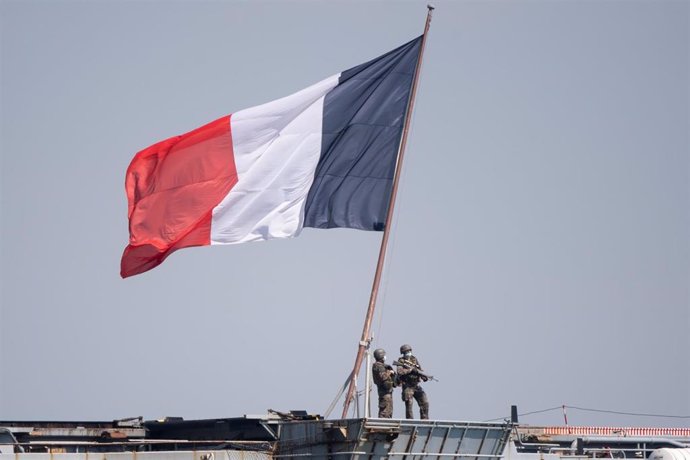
[400,344,412,354]
[373,348,386,361]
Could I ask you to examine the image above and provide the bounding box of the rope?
[483,405,690,423]
[483,406,562,422]
[323,372,353,419]
[373,75,420,348]
[566,405,690,419]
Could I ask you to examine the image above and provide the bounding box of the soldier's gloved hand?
[421,375,429,382]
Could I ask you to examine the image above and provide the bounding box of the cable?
[373,181,401,345]
[483,406,562,422]
[484,405,690,423]
[324,372,353,419]
[373,85,420,347]
[566,405,690,420]
[521,406,564,417]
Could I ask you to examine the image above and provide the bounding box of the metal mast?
[341,5,435,419]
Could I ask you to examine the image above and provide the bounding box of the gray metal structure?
[2,415,688,460]
[275,419,511,459]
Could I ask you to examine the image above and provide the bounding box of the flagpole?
[341,4,434,419]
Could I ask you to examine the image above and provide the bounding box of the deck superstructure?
[1,413,688,459]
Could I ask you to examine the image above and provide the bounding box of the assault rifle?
[393,360,438,382]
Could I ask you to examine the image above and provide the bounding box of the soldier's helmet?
[400,344,412,354]
[373,349,386,360]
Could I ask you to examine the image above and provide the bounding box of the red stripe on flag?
[121,115,237,278]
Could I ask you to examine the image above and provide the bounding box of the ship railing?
[2,439,274,454]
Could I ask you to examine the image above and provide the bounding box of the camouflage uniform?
[396,355,429,419]
[372,361,395,418]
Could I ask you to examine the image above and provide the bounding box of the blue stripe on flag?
[304,36,423,231]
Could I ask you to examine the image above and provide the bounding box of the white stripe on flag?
[210,73,341,244]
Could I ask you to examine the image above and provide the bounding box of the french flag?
[121,36,422,278]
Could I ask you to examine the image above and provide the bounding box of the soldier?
[396,344,429,419]
[371,348,396,418]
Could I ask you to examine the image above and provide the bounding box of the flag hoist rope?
[341,5,435,419]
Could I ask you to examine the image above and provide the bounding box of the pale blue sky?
[1,0,688,425]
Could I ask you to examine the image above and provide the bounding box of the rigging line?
[373,76,422,347]
[373,260,388,344]
[374,177,401,345]
[324,372,353,419]
[521,406,565,417]
[483,406,563,422]
[566,405,690,419]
